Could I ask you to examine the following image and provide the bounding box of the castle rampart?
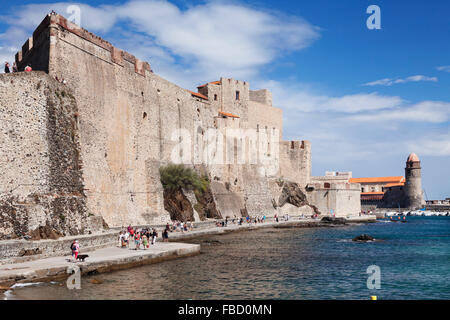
[0,13,360,238]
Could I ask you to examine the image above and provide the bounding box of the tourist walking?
[119,231,125,248]
[124,231,130,248]
[162,228,169,242]
[151,228,157,245]
[142,233,148,249]
[135,231,141,250]
[4,62,10,73]
[12,62,18,72]
[72,240,80,261]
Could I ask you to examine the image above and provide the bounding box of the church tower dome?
[407,152,420,163]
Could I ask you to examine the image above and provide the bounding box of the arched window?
[324,183,330,189]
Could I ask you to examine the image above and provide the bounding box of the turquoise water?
[5,217,450,300]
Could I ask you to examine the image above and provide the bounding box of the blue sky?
[0,0,449,199]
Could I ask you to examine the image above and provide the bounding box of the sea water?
[5,216,450,300]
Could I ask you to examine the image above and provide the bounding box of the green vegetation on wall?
[159,164,209,193]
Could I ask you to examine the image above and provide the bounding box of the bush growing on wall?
[159,164,209,193]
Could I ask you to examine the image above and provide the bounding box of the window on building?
[324,183,330,189]
[214,94,218,101]
[236,91,240,100]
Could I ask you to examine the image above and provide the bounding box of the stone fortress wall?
[0,72,102,239]
[0,13,361,239]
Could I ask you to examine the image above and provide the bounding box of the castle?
[350,153,425,210]
[0,13,361,240]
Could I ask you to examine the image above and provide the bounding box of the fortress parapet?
[15,13,151,76]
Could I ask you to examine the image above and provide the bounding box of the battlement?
[281,140,310,151]
[15,12,151,76]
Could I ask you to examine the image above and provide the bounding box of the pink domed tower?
[404,153,425,209]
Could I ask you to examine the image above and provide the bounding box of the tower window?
[214,94,218,101]
[236,91,240,100]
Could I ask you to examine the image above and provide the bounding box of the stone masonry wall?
[11,13,328,229]
[0,72,100,240]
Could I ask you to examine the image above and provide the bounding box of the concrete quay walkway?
[165,215,377,241]
[0,242,199,288]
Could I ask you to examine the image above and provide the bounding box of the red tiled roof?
[218,111,240,118]
[384,182,405,188]
[197,80,221,88]
[188,90,208,100]
[349,176,404,184]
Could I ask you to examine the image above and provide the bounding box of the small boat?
[401,216,407,223]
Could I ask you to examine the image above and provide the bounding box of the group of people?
[119,226,159,249]
[167,221,193,233]
[4,61,32,73]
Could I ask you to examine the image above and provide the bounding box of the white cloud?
[437,66,450,73]
[257,80,403,113]
[407,133,450,156]
[363,75,438,86]
[0,1,320,82]
[348,101,450,123]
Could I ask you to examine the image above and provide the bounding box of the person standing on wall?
[12,62,18,72]
[4,62,10,73]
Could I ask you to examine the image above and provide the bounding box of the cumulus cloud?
[0,0,320,82]
[257,80,403,113]
[348,101,450,123]
[407,133,450,157]
[437,66,450,73]
[363,75,438,86]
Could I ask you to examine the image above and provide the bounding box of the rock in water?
[352,234,375,242]
[321,216,347,224]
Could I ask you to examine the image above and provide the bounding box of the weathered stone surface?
[194,188,221,220]
[163,189,195,222]
[18,248,43,257]
[278,181,321,215]
[0,73,102,240]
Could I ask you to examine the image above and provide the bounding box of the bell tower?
[404,152,425,209]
